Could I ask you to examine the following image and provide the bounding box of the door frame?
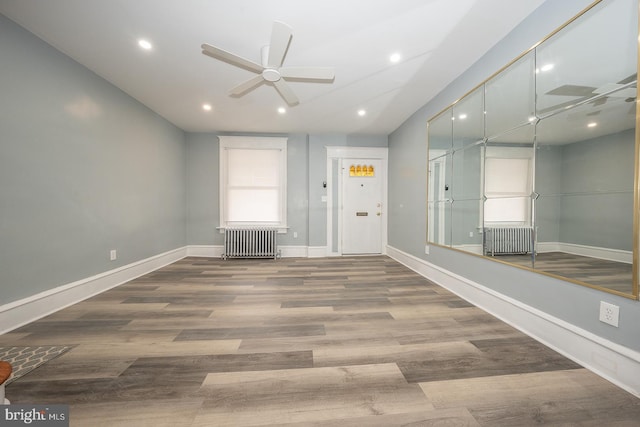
[326,146,388,256]
[428,152,447,245]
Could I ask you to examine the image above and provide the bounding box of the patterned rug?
[0,346,71,385]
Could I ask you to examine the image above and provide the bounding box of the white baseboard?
[187,245,224,258]
[0,247,188,335]
[307,246,327,258]
[386,244,640,398]
[279,246,309,258]
[536,242,562,253]
[451,243,483,255]
[537,242,632,264]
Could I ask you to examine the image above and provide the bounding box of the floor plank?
[2,256,638,426]
[194,363,432,426]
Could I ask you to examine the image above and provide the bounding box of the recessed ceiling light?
[278,107,286,114]
[358,109,366,117]
[202,103,212,111]
[535,63,554,73]
[389,53,401,63]
[138,39,152,50]
[587,122,597,128]
[458,114,467,120]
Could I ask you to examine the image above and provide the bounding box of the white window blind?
[484,149,532,224]
[219,136,287,228]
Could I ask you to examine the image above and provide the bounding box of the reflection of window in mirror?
[484,147,533,225]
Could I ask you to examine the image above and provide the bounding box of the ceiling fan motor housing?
[262,68,281,82]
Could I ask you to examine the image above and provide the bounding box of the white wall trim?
[453,242,632,263]
[537,242,632,264]
[279,245,308,258]
[308,246,328,258]
[536,242,562,253]
[187,245,224,258]
[0,247,188,335]
[386,244,640,398]
[451,243,483,255]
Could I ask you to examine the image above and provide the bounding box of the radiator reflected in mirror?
[426,0,638,299]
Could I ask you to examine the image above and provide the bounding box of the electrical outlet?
[110,249,117,261]
[599,301,619,327]
[425,245,430,255]
[293,231,298,238]
[469,231,474,238]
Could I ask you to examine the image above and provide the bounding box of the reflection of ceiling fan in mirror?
[542,74,637,115]
[201,21,335,106]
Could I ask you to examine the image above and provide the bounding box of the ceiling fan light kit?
[201,21,335,106]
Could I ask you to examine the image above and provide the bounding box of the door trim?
[326,146,388,256]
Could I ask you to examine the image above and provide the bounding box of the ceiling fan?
[541,74,637,115]
[201,21,335,106]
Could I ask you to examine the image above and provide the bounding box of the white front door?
[342,159,383,254]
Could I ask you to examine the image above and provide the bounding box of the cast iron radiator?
[484,227,533,256]
[222,228,279,260]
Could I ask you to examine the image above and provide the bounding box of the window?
[484,147,533,224]
[219,136,287,228]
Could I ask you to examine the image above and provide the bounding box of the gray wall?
[388,0,640,352]
[185,133,220,245]
[535,129,634,250]
[0,15,186,305]
[186,132,387,249]
[451,146,483,248]
[185,132,310,247]
[558,129,635,251]
[534,145,562,243]
[388,112,429,256]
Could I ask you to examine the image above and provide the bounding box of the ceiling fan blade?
[280,67,335,81]
[229,75,265,96]
[590,97,607,106]
[201,43,263,73]
[618,74,637,85]
[267,21,292,68]
[273,79,299,106]
[546,84,596,97]
[538,96,592,115]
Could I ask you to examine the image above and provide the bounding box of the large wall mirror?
[427,0,639,299]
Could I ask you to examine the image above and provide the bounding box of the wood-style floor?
[495,252,633,294]
[1,256,639,426]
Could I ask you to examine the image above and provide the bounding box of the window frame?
[219,136,288,230]
[483,146,533,226]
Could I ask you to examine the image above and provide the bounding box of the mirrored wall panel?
[426,0,638,298]
[485,51,535,137]
[453,87,484,150]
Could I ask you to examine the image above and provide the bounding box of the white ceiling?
[0,0,547,135]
